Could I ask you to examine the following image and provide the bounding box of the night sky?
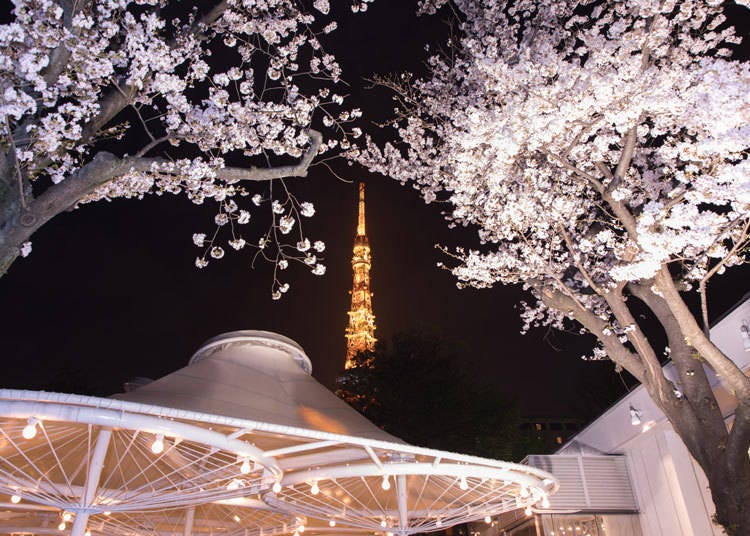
[1,0,748,419]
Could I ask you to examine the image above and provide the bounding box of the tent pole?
[71,428,112,536]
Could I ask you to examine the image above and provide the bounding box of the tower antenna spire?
[357,182,366,236]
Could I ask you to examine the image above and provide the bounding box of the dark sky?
[1,0,748,419]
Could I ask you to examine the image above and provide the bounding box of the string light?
[524,505,532,517]
[22,418,38,440]
[310,481,319,495]
[84,531,91,536]
[233,515,241,523]
[329,519,336,527]
[484,516,492,524]
[272,481,282,494]
[151,434,165,454]
[436,518,442,527]
[380,519,388,528]
[62,512,73,522]
[298,524,305,533]
[541,495,550,508]
[103,511,111,516]
[10,494,21,504]
[58,521,66,531]
[459,476,468,491]
[381,475,391,490]
[520,485,529,498]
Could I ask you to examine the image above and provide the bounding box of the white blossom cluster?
[358,0,749,333]
[2,0,367,297]
[191,192,327,299]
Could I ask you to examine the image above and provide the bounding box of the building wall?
[556,296,750,536]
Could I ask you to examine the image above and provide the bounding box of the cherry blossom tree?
[0,0,373,296]
[359,0,750,532]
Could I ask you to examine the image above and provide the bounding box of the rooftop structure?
[0,331,557,536]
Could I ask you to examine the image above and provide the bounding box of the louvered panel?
[526,455,637,513]
[582,457,638,511]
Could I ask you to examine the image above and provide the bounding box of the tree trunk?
[706,455,750,535]
[0,170,24,276]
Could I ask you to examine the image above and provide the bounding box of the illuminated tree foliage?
[0,0,373,295]
[358,1,750,532]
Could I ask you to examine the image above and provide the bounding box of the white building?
[493,294,750,536]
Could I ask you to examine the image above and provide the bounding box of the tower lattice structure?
[344,183,377,369]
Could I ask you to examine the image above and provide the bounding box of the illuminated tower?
[344,183,377,368]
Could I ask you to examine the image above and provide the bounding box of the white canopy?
[0,331,557,536]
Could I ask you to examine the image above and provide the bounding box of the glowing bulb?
[85,531,92,536]
[541,495,550,508]
[524,506,532,517]
[22,418,38,440]
[436,519,442,528]
[380,519,387,528]
[381,475,391,490]
[484,516,492,524]
[58,521,66,531]
[62,512,73,522]
[240,458,252,475]
[10,494,21,504]
[233,515,241,523]
[520,485,529,498]
[329,520,336,527]
[103,511,111,516]
[459,476,468,491]
[151,434,165,454]
[294,531,299,536]
[310,481,319,495]
[272,481,282,494]
[298,524,305,533]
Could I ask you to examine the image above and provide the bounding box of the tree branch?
[654,266,750,400]
[532,281,646,382]
[128,129,322,181]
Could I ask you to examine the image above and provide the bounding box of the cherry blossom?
[1,0,366,297]
[358,1,750,531]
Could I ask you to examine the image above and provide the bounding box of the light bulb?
[459,476,468,491]
[58,521,66,531]
[272,481,282,494]
[298,524,305,533]
[380,519,387,528]
[310,481,319,495]
[294,531,299,536]
[151,434,165,454]
[22,418,38,440]
[103,511,111,516]
[329,520,336,528]
[520,485,529,498]
[541,495,550,508]
[381,475,391,490]
[85,531,92,536]
[524,505,532,517]
[10,494,21,504]
[240,458,252,475]
[484,516,492,524]
[436,519,442,528]
[62,511,72,522]
[233,515,241,523]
